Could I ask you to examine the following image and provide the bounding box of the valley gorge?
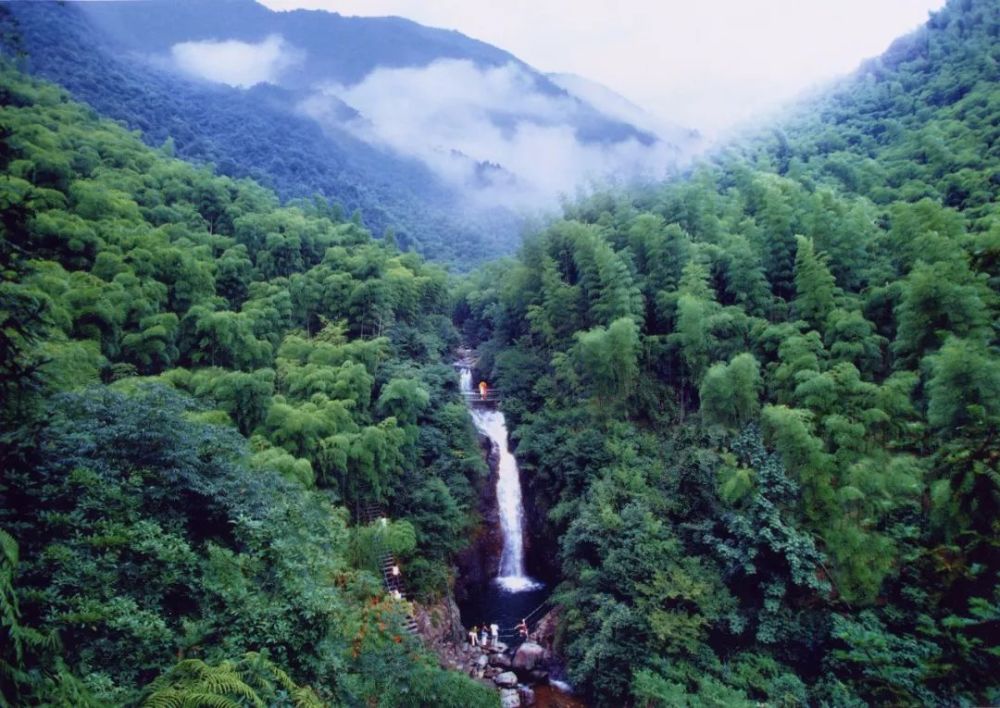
[1,0,999,706]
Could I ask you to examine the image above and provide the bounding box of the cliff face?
[520,471,560,584]
[412,594,466,646]
[454,401,558,600]
[454,431,503,601]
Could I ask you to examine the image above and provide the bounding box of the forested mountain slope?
[0,0,501,266]
[75,0,521,87]
[0,64,495,706]
[456,0,999,704]
[0,1,697,268]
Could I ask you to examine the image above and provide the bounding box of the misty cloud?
[172,35,301,88]
[302,60,690,210]
[264,0,944,138]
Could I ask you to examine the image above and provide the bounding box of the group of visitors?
[468,622,500,648]
[467,618,529,647]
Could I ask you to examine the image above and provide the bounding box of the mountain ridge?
[1,0,696,267]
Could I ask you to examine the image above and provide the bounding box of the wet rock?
[475,653,489,669]
[513,641,546,671]
[519,685,536,706]
[529,669,549,682]
[499,688,521,708]
[454,433,503,603]
[490,653,512,668]
[495,671,518,688]
[531,607,560,654]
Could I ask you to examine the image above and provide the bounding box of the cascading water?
[460,367,541,593]
[456,361,573,695]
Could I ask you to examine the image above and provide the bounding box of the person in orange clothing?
[478,380,488,400]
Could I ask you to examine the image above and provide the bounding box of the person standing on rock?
[479,626,488,646]
[469,625,479,646]
[490,621,499,647]
[517,618,528,639]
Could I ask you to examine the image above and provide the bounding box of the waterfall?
[460,366,540,593]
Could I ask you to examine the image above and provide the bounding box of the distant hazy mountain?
[0,0,700,265]
[548,72,703,151]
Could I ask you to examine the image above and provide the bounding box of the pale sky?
[259,0,946,136]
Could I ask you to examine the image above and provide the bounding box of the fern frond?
[144,652,319,708]
[143,689,187,708]
[144,687,241,708]
[202,674,259,705]
[293,686,325,708]
[0,529,18,567]
[268,663,297,693]
[179,692,242,708]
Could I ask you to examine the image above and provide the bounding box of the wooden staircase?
[358,503,419,635]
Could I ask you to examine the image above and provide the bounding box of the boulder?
[499,688,521,708]
[494,671,518,688]
[531,607,561,654]
[512,641,546,671]
[491,640,508,654]
[528,669,548,682]
[489,653,512,669]
[518,685,536,706]
[475,653,489,669]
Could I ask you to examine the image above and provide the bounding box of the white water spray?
[460,367,541,593]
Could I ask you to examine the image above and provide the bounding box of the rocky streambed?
[438,637,558,707]
[413,599,580,707]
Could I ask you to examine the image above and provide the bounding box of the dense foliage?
[456,1,999,704]
[0,64,496,705]
[3,0,999,706]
